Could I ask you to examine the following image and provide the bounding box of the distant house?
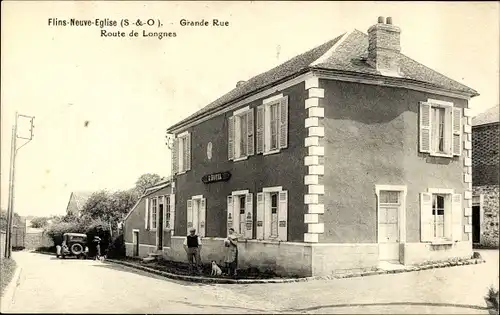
[66,191,94,216]
[472,105,499,247]
[123,180,173,257]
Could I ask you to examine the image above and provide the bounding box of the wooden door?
[378,191,401,262]
[133,231,139,256]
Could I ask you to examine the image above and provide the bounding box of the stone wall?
[24,232,54,250]
[473,185,499,247]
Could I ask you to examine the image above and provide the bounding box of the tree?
[0,209,22,231]
[134,173,162,195]
[30,217,49,228]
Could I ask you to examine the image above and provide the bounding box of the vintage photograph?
[1,1,499,314]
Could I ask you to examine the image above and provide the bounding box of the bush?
[1,258,17,296]
[107,234,125,258]
[485,286,499,312]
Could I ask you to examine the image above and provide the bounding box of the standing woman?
[224,228,239,278]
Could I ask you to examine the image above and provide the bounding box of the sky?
[1,1,499,217]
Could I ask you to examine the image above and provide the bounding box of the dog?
[210,260,222,276]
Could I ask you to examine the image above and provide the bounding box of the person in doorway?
[224,228,239,278]
[183,228,202,274]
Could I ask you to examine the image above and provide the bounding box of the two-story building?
[148,16,478,277]
[471,105,499,248]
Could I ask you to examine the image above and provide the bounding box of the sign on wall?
[202,171,231,184]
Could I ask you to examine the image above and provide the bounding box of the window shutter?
[172,138,179,174]
[279,96,289,149]
[263,193,272,240]
[187,199,193,234]
[451,193,462,241]
[169,194,175,232]
[227,196,233,231]
[228,116,235,160]
[278,190,288,241]
[420,192,433,242]
[185,133,191,171]
[199,198,206,237]
[145,198,150,229]
[247,109,255,156]
[233,195,240,234]
[244,193,253,239]
[419,102,432,153]
[256,193,264,239]
[256,105,264,154]
[452,108,462,156]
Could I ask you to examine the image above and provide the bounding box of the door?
[378,191,401,262]
[157,198,164,250]
[472,205,481,243]
[132,231,139,256]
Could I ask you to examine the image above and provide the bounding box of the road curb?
[106,257,485,285]
[1,265,22,312]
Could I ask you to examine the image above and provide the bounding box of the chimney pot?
[236,80,246,88]
[367,17,401,76]
[378,16,384,23]
[386,17,393,25]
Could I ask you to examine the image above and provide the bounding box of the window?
[256,188,288,241]
[257,95,289,155]
[432,194,445,238]
[419,101,462,157]
[151,198,158,230]
[228,108,254,160]
[269,103,279,151]
[420,190,463,243]
[227,192,253,238]
[270,192,279,237]
[173,132,191,174]
[380,191,399,204]
[187,196,206,237]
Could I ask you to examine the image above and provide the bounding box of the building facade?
[123,181,175,257]
[65,191,93,217]
[471,105,499,248]
[159,17,478,276]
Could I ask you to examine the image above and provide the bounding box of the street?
[2,250,498,314]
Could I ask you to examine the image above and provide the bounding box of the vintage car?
[57,233,89,259]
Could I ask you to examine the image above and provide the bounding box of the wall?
[174,82,308,241]
[472,123,499,186]
[473,185,499,247]
[320,79,468,243]
[124,186,172,248]
[164,236,313,276]
[25,232,54,249]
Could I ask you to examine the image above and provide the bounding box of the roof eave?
[311,67,479,100]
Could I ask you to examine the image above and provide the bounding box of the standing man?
[183,228,202,274]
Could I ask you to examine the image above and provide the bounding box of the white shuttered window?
[228,108,254,160]
[419,101,462,157]
[257,188,288,241]
[420,190,462,242]
[176,133,191,173]
[260,96,289,155]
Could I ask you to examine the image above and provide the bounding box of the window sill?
[176,170,188,175]
[263,149,281,156]
[430,240,454,246]
[233,156,249,162]
[429,152,453,158]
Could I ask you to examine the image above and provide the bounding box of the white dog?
[211,261,222,276]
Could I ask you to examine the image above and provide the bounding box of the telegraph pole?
[4,112,34,258]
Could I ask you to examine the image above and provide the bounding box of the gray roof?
[71,191,94,211]
[473,105,500,126]
[168,29,478,132]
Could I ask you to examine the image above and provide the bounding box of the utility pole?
[4,112,34,258]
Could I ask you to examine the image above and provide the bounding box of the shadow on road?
[286,301,489,313]
[91,262,214,287]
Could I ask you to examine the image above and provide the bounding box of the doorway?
[378,190,401,262]
[132,230,139,256]
[157,201,164,250]
[472,205,481,244]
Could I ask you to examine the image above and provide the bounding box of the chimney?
[236,80,246,88]
[367,16,401,76]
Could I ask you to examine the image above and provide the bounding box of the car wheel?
[70,243,84,255]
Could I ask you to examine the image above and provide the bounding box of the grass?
[1,258,17,296]
[485,286,499,312]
